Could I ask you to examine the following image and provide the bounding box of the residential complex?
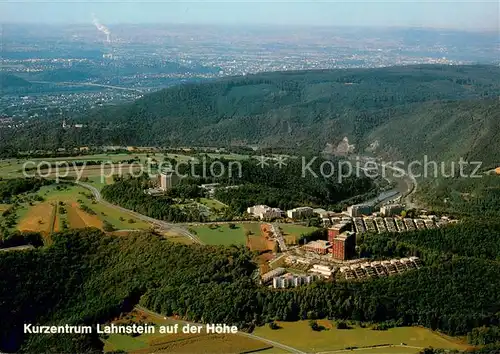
[328,222,352,241]
[261,267,286,284]
[380,204,404,217]
[272,274,318,289]
[247,205,283,220]
[347,204,373,217]
[286,207,314,219]
[331,231,356,261]
[256,203,455,289]
[303,240,332,255]
[339,257,422,280]
[159,171,180,191]
[308,264,334,278]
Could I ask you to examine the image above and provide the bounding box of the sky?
[1,0,499,30]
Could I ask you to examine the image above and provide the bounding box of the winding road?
[76,182,202,244]
[355,155,418,209]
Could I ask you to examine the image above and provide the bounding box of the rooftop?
[305,240,332,249]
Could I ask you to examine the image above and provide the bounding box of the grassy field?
[163,231,194,245]
[0,153,170,179]
[102,309,273,354]
[252,320,471,353]
[15,184,150,232]
[102,311,470,354]
[243,222,263,236]
[205,152,250,161]
[82,200,150,230]
[0,151,251,179]
[332,347,425,354]
[0,204,11,213]
[67,201,102,229]
[190,224,249,245]
[189,222,318,247]
[164,152,250,163]
[0,159,29,179]
[279,224,318,238]
[199,198,227,211]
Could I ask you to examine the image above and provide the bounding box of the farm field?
[247,234,274,252]
[66,201,102,229]
[0,151,251,179]
[164,152,249,162]
[247,223,275,252]
[102,309,273,354]
[17,203,55,234]
[15,184,150,232]
[205,152,250,161]
[0,153,177,179]
[252,320,470,353]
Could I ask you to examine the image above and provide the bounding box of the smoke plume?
[92,13,111,43]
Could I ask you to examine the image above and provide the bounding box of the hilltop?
[0,73,32,88]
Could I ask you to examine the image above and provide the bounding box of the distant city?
[1,24,498,119]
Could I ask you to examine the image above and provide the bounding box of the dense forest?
[416,176,500,217]
[0,178,52,203]
[101,176,209,222]
[1,65,499,166]
[358,219,500,263]
[213,157,377,212]
[101,157,376,218]
[2,218,500,352]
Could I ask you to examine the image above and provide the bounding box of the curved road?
[381,161,418,209]
[135,305,306,354]
[356,156,418,209]
[76,182,202,244]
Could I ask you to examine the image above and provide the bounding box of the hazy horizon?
[1,22,498,33]
[1,1,499,31]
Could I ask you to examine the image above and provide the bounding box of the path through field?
[135,305,306,354]
[76,182,201,244]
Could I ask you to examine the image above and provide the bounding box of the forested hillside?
[2,65,499,164]
[2,221,500,353]
[416,175,500,217]
[0,73,32,88]
[101,157,377,219]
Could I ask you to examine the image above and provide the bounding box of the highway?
[76,182,202,244]
[135,305,306,354]
[31,81,144,93]
[355,155,418,209]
